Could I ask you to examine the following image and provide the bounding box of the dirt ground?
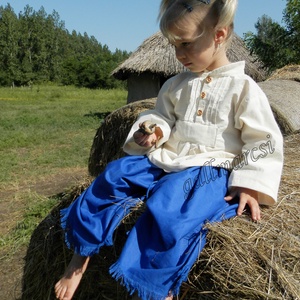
[0,168,89,300]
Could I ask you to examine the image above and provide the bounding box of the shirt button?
[197,110,203,116]
[206,76,212,83]
[201,92,206,99]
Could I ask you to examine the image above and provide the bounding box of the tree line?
[244,0,300,73]
[0,4,130,89]
[1,1,299,89]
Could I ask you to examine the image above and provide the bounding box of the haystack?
[112,31,267,103]
[268,65,300,82]
[259,64,300,134]
[21,134,300,300]
[88,98,156,177]
[258,80,300,134]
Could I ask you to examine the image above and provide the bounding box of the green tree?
[0,4,130,88]
[61,33,129,89]
[17,5,38,83]
[0,4,20,85]
[283,0,300,58]
[244,15,291,72]
[45,10,66,82]
[244,0,300,73]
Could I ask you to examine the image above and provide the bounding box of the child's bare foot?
[55,254,90,300]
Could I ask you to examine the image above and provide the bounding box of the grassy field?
[0,85,127,298]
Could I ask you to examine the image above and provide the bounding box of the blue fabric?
[109,165,238,299]
[61,155,164,256]
[60,155,238,299]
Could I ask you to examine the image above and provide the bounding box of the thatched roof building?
[112,31,267,103]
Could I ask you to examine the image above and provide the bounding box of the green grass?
[0,84,127,254]
[0,192,58,254]
[0,85,126,185]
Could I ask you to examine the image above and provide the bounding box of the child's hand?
[133,121,162,148]
[225,187,261,221]
[133,130,158,147]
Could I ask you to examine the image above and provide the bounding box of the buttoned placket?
[196,75,213,120]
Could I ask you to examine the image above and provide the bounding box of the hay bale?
[268,65,300,82]
[22,135,300,300]
[258,80,300,134]
[88,98,156,177]
[261,65,300,134]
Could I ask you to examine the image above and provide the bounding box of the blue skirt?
[60,155,238,300]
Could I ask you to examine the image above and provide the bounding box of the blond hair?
[159,0,238,45]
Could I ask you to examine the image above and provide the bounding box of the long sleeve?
[228,79,284,205]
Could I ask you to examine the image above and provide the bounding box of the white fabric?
[123,61,283,205]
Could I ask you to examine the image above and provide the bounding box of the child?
[55,0,283,299]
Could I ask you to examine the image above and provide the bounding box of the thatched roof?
[112,31,267,82]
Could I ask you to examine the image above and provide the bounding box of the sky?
[5,0,287,52]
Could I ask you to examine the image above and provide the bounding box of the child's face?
[169,19,223,74]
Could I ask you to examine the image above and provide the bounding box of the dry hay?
[88,98,156,177]
[21,132,300,300]
[268,65,300,82]
[258,80,300,135]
